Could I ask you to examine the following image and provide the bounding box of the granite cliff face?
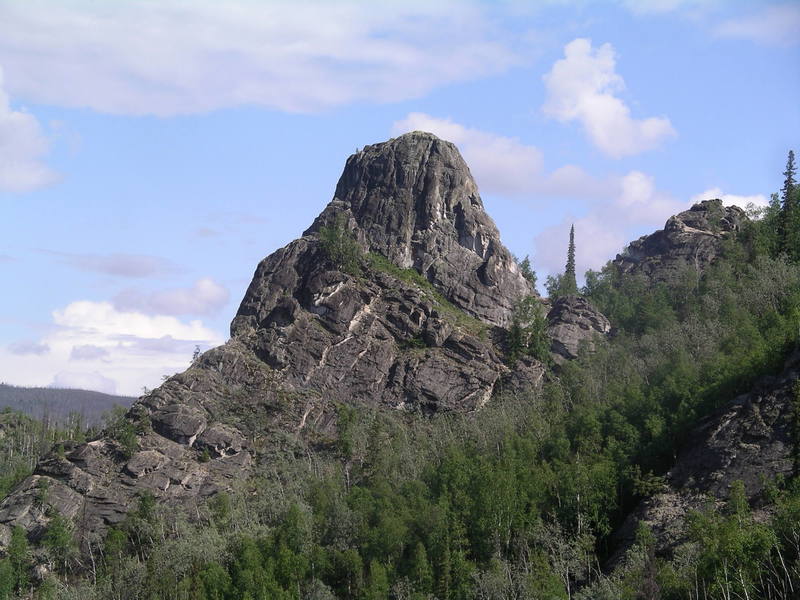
[0,132,545,552]
[613,199,746,282]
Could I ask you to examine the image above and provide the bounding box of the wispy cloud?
[715,4,800,47]
[113,278,230,316]
[8,340,50,356]
[0,66,56,192]
[0,1,525,116]
[542,38,676,158]
[44,251,177,278]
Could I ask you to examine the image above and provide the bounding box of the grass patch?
[366,252,487,337]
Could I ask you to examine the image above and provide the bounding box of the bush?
[319,214,362,275]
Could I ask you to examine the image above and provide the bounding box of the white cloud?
[45,251,176,278]
[113,278,230,316]
[715,4,800,47]
[0,1,523,116]
[70,344,110,361]
[542,38,676,158]
[392,112,612,199]
[8,340,50,356]
[690,187,769,210]
[0,301,224,395]
[0,66,56,192]
[535,170,685,278]
[52,371,117,395]
[619,0,717,14]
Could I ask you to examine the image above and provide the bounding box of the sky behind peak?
[1,0,798,394]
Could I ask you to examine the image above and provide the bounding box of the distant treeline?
[0,384,135,427]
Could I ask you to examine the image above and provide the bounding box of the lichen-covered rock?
[613,199,746,283]
[547,296,611,363]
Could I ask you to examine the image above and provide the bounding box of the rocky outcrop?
[547,296,611,363]
[613,199,746,283]
[611,350,798,564]
[0,132,542,553]
[299,132,533,327]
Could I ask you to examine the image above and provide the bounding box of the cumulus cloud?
[0,300,223,395]
[45,251,176,278]
[51,371,117,395]
[0,1,523,116]
[535,171,686,279]
[715,4,800,47]
[542,38,676,158]
[392,113,612,199]
[8,340,50,355]
[113,278,230,316]
[69,344,110,361]
[0,66,56,192]
[690,187,770,210]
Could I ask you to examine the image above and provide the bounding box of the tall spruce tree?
[780,150,798,257]
[563,224,578,295]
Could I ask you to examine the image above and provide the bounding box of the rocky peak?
[304,131,533,327]
[613,199,747,282]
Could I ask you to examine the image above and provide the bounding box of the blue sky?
[1,0,798,395]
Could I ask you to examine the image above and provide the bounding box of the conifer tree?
[779,150,798,255]
[563,224,578,295]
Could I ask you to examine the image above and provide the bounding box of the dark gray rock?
[0,132,544,555]
[300,131,534,328]
[613,199,746,283]
[547,296,611,363]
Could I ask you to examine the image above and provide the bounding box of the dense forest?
[1,154,799,600]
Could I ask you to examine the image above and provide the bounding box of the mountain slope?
[1,132,586,554]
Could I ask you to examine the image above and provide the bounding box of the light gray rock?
[547,296,611,363]
[613,199,746,283]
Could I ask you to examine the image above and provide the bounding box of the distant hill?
[0,384,136,426]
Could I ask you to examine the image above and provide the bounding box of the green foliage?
[564,224,578,295]
[105,406,138,460]
[366,251,487,337]
[43,513,75,574]
[319,214,362,275]
[517,254,537,287]
[21,155,800,600]
[507,296,550,364]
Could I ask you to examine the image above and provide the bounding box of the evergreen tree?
[780,150,798,255]
[563,225,578,295]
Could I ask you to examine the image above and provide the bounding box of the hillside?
[0,133,798,600]
[0,385,135,427]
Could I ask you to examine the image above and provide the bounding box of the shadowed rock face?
[613,199,747,282]
[0,132,543,554]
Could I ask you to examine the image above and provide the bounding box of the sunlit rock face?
[613,199,747,282]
